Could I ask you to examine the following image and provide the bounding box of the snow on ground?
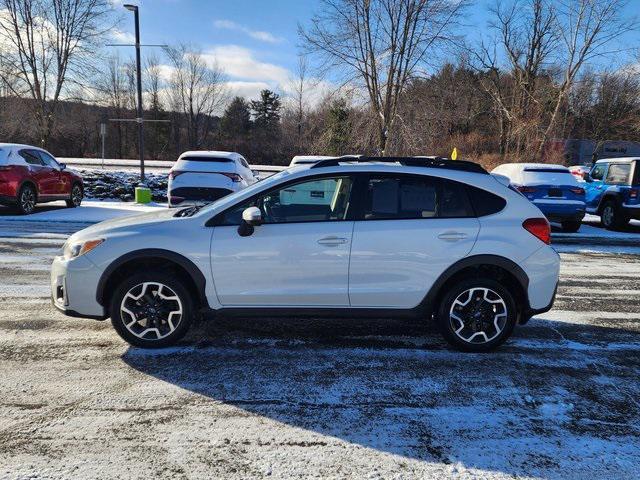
[0,199,165,223]
[0,225,639,479]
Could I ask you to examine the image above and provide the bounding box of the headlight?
[63,239,104,259]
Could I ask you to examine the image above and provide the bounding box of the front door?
[584,163,608,211]
[210,175,355,306]
[349,173,480,308]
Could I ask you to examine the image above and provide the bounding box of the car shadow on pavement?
[0,203,67,216]
[121,316,640,476]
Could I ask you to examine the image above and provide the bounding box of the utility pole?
[107,5,168,184]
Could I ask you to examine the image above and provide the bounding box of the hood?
[69,208,179,242]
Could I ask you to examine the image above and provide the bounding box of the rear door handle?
[438,231,468,242]
[317,236,348,246]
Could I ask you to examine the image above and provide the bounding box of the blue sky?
[110,0,640,101]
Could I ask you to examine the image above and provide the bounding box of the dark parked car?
[0,143,83,214]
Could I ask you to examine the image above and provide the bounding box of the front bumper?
[51,254,107,320]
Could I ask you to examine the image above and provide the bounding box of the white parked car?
[168,151,256,207]
[52,156,559,352]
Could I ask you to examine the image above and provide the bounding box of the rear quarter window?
[466,185,506,216]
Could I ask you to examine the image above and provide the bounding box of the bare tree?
[536,0,636,158]
[301,0,467,154]
[0,0,113,146]
[164,44,227,149]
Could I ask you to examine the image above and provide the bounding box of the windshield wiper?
[174,204,204,217]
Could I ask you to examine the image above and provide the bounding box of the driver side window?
[218,176,354,225]
[590,164,607,181]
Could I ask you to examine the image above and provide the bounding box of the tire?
[601,200,628,230]
[15,184,37,215]
[66,183,83,208]
[109,271,194,348]
[561,221,581,233]
[436,278,517,352]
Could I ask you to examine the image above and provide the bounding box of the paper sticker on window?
[310,191,324,198]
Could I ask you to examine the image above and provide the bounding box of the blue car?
[492,163,586,232]
[583,158,640,230]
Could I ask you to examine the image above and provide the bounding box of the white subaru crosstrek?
[52,157,560,352]
[168,150,256,207]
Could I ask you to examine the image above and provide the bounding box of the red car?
[0,143,83,215]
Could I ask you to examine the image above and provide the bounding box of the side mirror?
[59,163,66,170]
[242,206,262,226]
[582,172,593,183]
[238,206,262,237]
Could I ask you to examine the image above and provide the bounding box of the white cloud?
[225,81,271,99]
[110,29,135,44]
[201,45,290,85]
[213,19,283,44]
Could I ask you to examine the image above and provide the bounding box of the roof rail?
[309,155,488,174]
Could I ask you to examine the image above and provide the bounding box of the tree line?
[0,0,638,167]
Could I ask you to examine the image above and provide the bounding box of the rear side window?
[466,186,506,216]
[180,156,234,163]
[239,158,250,168]
[362,175,474,220]
[37,150,60,169]
[605,163,631,185]
[19,149,44,166]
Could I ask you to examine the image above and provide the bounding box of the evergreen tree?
[250,90,281,132]
[220,97,251,137]
[326,99,351,155]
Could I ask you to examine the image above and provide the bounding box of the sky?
[109,0,640,102]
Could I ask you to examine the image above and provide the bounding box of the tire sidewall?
[437,278,517,352]
[17,184,37,215]
[601,202,616,229]
[109,271,194,348]
[68,183,83,207]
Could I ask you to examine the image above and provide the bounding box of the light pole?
[124,4,145,183]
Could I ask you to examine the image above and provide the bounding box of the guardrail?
[59,157,286,174]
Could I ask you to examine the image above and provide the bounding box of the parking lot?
[0,217,638,479]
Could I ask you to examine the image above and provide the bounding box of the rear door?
[210,174,356,306]
[348,173,480,308]
[585,163,608,210]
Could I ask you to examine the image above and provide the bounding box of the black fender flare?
[96,248,208,309]
[419,254,530,314]
[596,189,623,214]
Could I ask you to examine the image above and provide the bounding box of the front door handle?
[438,231,468,242]
[317,236,348,246]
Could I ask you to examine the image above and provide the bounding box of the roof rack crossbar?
[309,155,488,174]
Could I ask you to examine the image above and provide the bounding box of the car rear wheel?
[601,201,628,230]
[561,221,581,233]
[66,184,83,208]
[109,272,194,348]
[437,278,517,352]
[16,184,37,215]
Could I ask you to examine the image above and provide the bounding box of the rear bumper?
[521,245,560,311]
[533,200,585,223]
[168,186,235,206]
[622,203,640,220]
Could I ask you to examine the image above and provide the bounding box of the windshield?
[194,169,294,216]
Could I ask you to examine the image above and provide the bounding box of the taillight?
[630,189,638,199]
[570,187,585,195]
[523,218,551,245]
[517,185,537,194]
[221,172,242,182]
[168,170,185,180]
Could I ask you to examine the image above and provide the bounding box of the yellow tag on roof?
[451,147,458,160]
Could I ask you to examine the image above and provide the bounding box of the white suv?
[168,150,256,207]
[52,157,560,352]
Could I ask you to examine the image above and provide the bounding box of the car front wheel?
[66,184,83,208]
[109,272,194,348]
[437,278,517,352]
